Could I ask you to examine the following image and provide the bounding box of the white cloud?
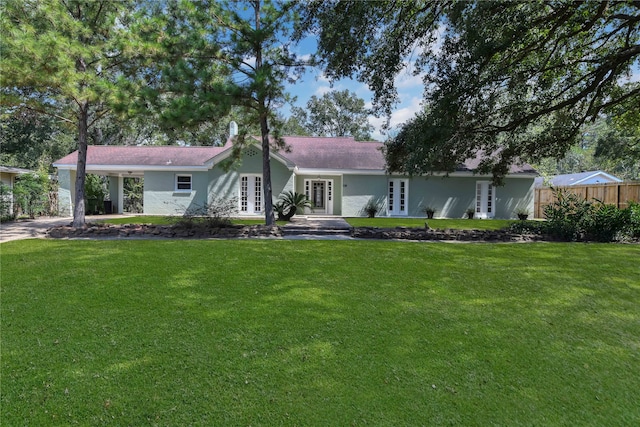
[314,85,332,96]
[369,96,423,141]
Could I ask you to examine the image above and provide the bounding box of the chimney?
[229,121,238,137]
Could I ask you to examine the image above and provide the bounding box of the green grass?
[346,217,516,230]
[2,240,639,425]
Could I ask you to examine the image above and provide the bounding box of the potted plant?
[422,206,436,219]
[465,208,475,219]
[515,208,529,221]
[363,199,381,218]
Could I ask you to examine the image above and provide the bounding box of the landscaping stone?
[47,223,284,239]
[350,227,547,242]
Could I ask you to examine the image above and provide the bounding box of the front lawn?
[2,240,638,425]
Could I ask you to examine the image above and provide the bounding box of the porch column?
[118,176,124,214]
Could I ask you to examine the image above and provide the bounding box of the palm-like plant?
[274,191,313,221]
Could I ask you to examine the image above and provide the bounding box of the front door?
[304,179,333,215]
[312,181,325,211]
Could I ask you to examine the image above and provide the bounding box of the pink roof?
[53,138,536,175]
[280,136,385,170]
[54,145,225,167]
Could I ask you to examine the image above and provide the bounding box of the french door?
[388,179,408,215]
[240,175,262,214]
[475,181,495,219]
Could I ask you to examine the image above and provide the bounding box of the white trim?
[573,172,623,185]
[294,167,538,179]
[175,174,192,192]
[209,142,296,170]
[53,163,209,173]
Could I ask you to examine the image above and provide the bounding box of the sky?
[281,36,425,142]
[281,34,640,142]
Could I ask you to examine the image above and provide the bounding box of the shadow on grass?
[2,240,639,425]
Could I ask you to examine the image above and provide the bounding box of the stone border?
[47,223,282,239]
[46,223,638,242]
[351,226,548,242]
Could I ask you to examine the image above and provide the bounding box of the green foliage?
[1,0,158,226]
[363,198,383,218]
[0,109,76,171]
[147,0,310,225]
[12,171,49,219]
[291,90,374,140]
[541,188,637,242]
[306,2,640,182]
[123,177,143,214]
[274,191,312,221]
[84,175,107,214]
[627,202,640,238]
[0,183,14,221]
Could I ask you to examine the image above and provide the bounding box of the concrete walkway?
[281,215,354,239]
[0,215,356,242]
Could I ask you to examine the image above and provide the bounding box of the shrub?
[171,197,238,228]
[84,174,107,214]
[582,201,629,242]
[0,183,15,221]
[363,198,382,218]
[12,172,49,219]
[624,201,640,238]
[543,189,592,240]
[541,188,636,242]
[274,191,312,221]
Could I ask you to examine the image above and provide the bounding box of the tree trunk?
[72,102,89,227]
[260,115,275,226]
[253,1,275,226]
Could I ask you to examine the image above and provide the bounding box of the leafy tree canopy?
[147,0,309,225]
[0,0,157,225]
[305,1,640,183]
[291,90,374,140]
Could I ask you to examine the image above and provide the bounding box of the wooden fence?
[534,182,640,219]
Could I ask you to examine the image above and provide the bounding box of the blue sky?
[282,34,640,142]
[282,35,425,141]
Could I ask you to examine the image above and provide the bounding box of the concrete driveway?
[0,215,130,243]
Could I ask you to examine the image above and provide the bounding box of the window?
[175,175,192,191]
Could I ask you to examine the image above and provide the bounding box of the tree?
[305,1,640,183]
[150,0,307,225]
[12,171,49,219]
[291,90,374,140]
[0,109,75,170]
[1,0,153,226]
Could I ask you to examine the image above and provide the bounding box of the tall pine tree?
[151,0,307,225]
[1,0,155,226]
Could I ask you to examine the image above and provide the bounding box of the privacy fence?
[534,182,640,219]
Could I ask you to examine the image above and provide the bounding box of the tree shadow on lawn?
[2,240,639,425]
